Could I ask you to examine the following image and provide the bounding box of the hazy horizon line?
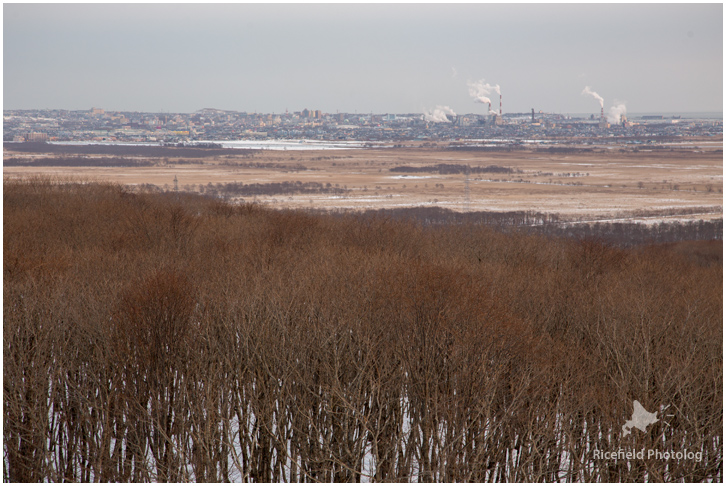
[5,107,724,117]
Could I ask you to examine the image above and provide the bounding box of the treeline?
[390,163,516,175]
[445,145,599,154]
[4,157,156,167]
[3,142,255,158]
[165,142,223,149]
[4,179,722,482]
[4,156,312,171]
[447,144,525,152]
[534,146,595,154]
[177,181,348,198]
[358,206,559,227]
[356,206,723,246]
[131,181,348,198]
[219,161,311,171]
[535,219,723,246]
[617,206,722,219]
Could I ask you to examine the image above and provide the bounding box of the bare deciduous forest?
[4,179,722,482]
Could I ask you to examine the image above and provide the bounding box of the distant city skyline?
[4,3,723,115]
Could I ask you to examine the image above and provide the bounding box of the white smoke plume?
[468,79,500,104]
[607,103,627,124]
[423,105,456,123]
[581,86,604,108]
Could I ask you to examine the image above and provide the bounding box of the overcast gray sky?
[3,3,723,115]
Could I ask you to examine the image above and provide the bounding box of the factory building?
[27,132,49,142]
[490,114,504,126]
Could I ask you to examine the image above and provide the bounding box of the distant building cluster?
[3,107,721,145]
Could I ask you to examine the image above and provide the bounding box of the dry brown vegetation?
[4,144,722,220]
[4,178,722,482]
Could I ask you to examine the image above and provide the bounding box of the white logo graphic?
[622,400,659,437]
[594,401,699,462]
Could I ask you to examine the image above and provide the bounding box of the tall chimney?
[500,93,502,115]
[601,106,604,121]
[531,108,535,122]
[488,102,491,113]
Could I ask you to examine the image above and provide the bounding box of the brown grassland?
[3,141,722,220]
[3,176,722,481]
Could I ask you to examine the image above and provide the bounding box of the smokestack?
[488,102,491,113]
[531,108,535,123]
[499,93,502,115]
[601,106,604,121]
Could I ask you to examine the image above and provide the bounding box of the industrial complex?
[3,106,721,148]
